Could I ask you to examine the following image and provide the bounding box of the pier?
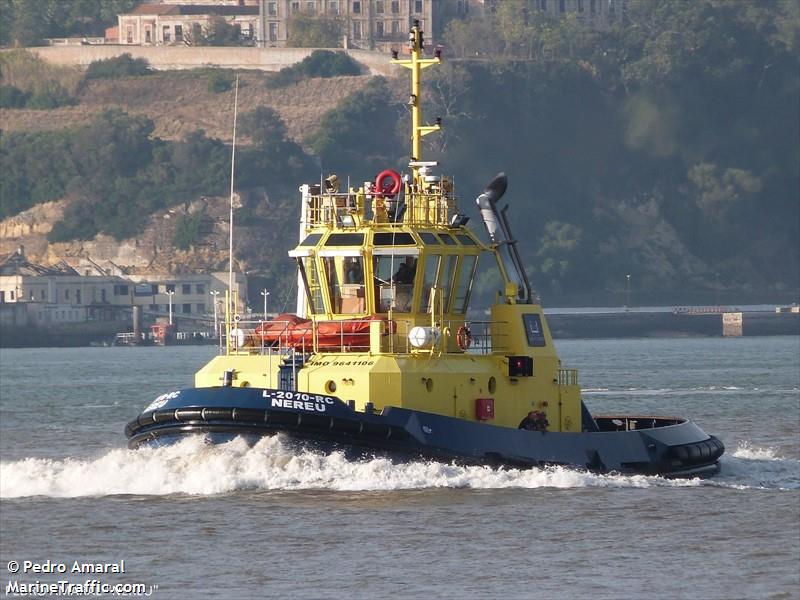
[543,305,799,339]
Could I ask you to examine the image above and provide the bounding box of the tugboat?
[126,23,724,477]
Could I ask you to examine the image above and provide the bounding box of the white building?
[0,248,247,325]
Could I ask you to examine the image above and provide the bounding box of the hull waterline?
[126,387,723,478]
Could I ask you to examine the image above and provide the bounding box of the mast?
[390,20,441,186]
[228,75,240,318]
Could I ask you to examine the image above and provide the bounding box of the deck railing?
[221,317,510,356]
[304,187,457,229]
[558,368,579,386]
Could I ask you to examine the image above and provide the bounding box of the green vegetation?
[0,84,28,107]
[271,50,362,87]
[0,0,140,46]
[286,14,342,48]
[1,107,313,242]
[172,213,211,250]
[308,0,799,301]
[191,18,246,47]
[0,50,83,96]
[307,77,403,178]
[1,0,796,303]
[207,70,234,93]
[84,53,152,79]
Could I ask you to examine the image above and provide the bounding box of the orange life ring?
[456,325,472,351]
[374,169,402,198]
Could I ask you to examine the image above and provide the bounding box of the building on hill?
[0,247,248,327]
[117,3,261,46]
[116,0,623,52]
[117,1,445,51]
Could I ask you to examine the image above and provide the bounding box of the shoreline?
[1,310,797,348]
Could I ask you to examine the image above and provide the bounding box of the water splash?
[1,437,796,498]
[714,441,800,490]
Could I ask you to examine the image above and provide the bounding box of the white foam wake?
[715,442,800,490]
[1,437,795,498]
[0,436,700,498]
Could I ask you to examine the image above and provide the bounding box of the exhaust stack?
[476,173,533,303]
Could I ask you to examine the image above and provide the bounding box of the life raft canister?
[374,169,402,198]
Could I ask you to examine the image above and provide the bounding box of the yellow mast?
[391,20,441,185]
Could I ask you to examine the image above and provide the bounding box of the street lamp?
[261,289,270,320]
[625,274,631,310]
[210,290,220,334]
[167,290,175,325]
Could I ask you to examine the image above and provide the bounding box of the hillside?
[2,0,798,307]
[1,71,376,146]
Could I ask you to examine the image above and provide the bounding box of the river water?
[1,337,798,599]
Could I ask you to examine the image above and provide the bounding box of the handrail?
[303,187,456,229]
[221,317,510,356]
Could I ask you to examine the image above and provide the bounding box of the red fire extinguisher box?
[475,398,495,421]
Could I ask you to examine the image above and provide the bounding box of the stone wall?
[26,45,399,76]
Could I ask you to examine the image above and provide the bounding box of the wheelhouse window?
[421,254,441,313]
[298,257,325,314]
[323,255,365,314]
[439,255,457,312]
[452,255,478,314]
[374,255,417,313]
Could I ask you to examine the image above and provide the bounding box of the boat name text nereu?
[264,390,335,412]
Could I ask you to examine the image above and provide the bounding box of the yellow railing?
[558,368,579,386]
[304,188,456,229]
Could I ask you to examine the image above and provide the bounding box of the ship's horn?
[476,172,507,243]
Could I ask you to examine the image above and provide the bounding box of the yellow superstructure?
[195,21,582,434]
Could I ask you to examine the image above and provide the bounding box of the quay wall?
[24,45,399,76]
[546,311,799,339]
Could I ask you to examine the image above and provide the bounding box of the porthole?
[488,376,497,394]
[325,380,337,393]
[426,378,433,393]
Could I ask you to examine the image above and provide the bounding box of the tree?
[7,0,49,46]
[195,18,242,46]
[84,54,152,79]
[306,77,405,177]
[286,14,342,48]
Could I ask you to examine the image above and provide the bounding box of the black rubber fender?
[174,408,204,421]
[687,444,701,462]
[200,408,233,421]
[231,408,267,422]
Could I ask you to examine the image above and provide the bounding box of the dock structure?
[543,305,799,338]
